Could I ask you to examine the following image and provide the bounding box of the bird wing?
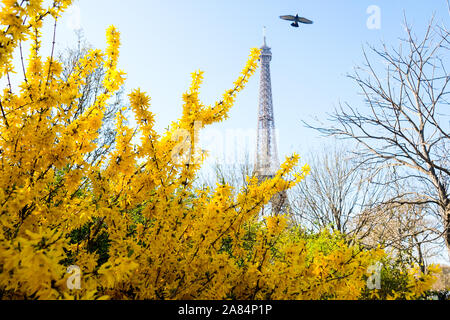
[280,15,296,21]
[298,17,313,24]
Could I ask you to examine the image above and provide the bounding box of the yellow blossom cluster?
[0,1,439,300]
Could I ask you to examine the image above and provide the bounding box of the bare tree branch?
[305,16,450,259]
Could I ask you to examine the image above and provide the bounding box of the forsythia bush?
[0,1,439,300]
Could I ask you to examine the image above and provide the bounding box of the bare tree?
[355,199,442,271]
[305,17,450,258]
[290,143,442,268]
[195,151,253,194]
[290,144,387,235]
[58,31,124,166]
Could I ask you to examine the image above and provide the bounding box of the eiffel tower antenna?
[263,26,267,46]
[254,29,290,215]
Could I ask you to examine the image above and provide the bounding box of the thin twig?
[19,41,28,84]
[45,18,58,90]
[6,71,12,93]
[0,99,9,128]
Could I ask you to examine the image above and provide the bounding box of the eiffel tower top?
[261,26,271,53]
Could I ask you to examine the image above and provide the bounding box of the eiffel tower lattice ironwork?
[254,31,290,215]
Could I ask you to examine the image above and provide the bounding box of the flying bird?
[280,14,313,28]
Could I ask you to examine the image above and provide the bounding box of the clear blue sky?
[33,0,450,165]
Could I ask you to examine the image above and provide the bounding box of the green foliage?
[61,220,111,268]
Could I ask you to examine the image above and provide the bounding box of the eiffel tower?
[254,29,290,215]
